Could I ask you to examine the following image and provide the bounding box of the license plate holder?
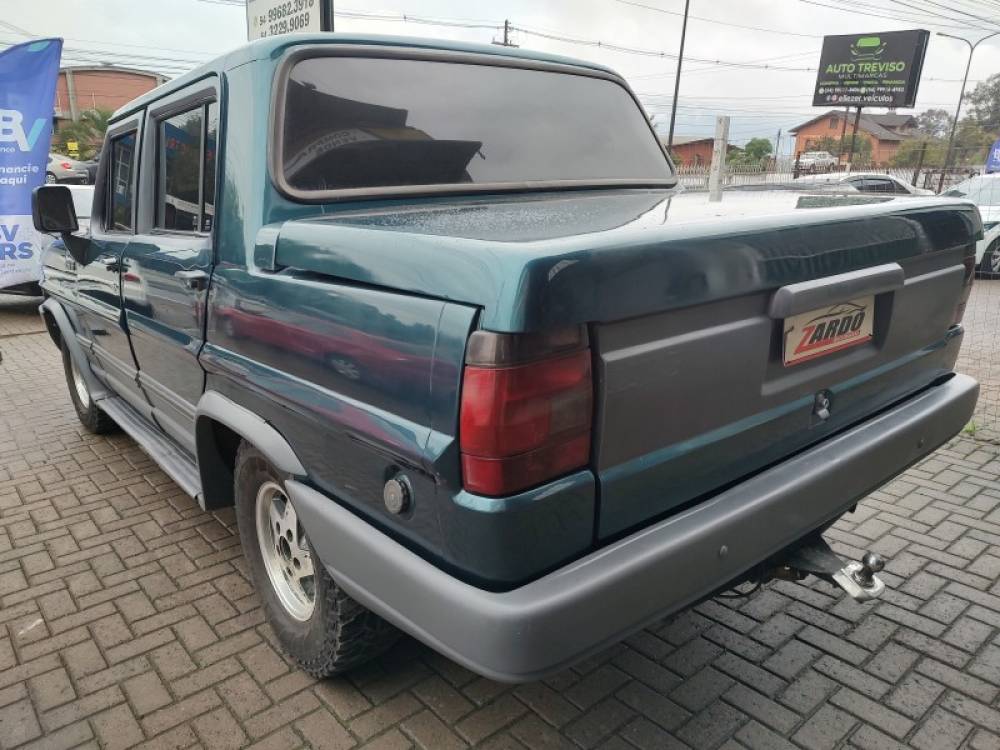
[783,296,874,366]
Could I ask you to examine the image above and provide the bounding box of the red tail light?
[459,327,592,496]
[953,254,976,325]
[60,161,72,170]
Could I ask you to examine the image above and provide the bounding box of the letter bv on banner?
[0,39,63,292]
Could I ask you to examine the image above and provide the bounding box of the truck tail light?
[953,254,976,325]
[459,327,592,496]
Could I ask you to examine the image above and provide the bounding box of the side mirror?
[32,185,78,233]
[32,185,91,265]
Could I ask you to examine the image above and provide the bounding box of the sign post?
[246,0,333,41]
[0,38,63,293]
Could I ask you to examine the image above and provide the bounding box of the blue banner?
[0,38,62,289]
[986,138,1000,175]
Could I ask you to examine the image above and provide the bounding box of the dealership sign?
[813,29,930,108]
[246,0,331,40]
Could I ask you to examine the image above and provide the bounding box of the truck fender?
[38,297,108,402]
[194,390,306,508]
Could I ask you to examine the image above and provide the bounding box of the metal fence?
[675,160,971,192]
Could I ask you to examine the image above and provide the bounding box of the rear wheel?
[234,443,398,676]
[979,240,1000,280]
[45,172,56,184]
[60,342,117,433]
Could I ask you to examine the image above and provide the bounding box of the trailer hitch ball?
[852,552,886,588]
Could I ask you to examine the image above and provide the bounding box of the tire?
[60,342,118,434]
[234,442,398,676]
[45,172,56,184]
[979,240,1000,280]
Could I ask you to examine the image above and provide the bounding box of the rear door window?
[108,132,136,231]
[156,101,218,233]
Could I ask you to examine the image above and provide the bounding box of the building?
[55,65,166,123]
[790,110,918,166]
[666,136,741,167]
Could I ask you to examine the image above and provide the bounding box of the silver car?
[46,153,90,184]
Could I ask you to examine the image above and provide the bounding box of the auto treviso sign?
[812,29,930,108]
[246,0,330,40]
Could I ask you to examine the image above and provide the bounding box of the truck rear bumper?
[289,373,978,682]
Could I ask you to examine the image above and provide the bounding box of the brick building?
[790,110,918,166]
[55,65,166,124]
[667,136,740,167]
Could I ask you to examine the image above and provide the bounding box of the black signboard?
[813,29,930,108]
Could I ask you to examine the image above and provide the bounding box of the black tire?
[979,240,1000,280]
[60,342,118,434]
[45,172,56,184]
[234,442,398,676]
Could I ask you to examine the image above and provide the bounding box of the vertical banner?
[986,139,1000,175]
[0,38,62,291]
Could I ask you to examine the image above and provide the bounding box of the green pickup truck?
[32,33,980,682]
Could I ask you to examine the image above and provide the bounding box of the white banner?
[0,217,47,289]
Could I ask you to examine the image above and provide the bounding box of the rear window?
[278,55,672,195]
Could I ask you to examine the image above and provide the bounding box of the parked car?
[794,171,935,196]
[32,33,979,682]
[943,174,1000,278]
[46,153,89,184]
[797,150,839,172]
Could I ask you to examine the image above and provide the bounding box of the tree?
[730,137,773,165]
[53,108,113,160]
[916,108,953,139]
[953,121,994,166]
[966,73,1000,134]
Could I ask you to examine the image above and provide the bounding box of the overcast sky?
[3,0,1000,154]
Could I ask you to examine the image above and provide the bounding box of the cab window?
[156,101,218,232]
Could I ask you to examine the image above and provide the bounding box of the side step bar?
[97,396,204,505]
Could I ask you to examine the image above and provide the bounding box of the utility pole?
[936,30,998,192]
[846,106,862,170]
[666,0,690,151]
[774,128,782,172]
[837,106,849,158]
[493,19,517,47]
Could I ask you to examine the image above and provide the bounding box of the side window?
[156,100,218,233]
[891,179,911,195]
[108,132,136,231]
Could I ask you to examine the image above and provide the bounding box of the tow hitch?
[773,536,887,602]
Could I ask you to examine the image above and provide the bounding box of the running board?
[97,396,204,506]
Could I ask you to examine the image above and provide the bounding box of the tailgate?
[592,219,973,539]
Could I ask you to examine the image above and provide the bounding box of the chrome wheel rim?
[255,481,315,621]
[990,246,1000,274]
[70,357,90,408]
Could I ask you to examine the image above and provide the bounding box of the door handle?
[174,269,210,291]
[102,258,125,273]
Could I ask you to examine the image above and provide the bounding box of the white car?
[795,172,934,196]
[942,174,1000,278]
[798,151,838,171]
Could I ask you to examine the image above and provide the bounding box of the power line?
[614,0,822,38]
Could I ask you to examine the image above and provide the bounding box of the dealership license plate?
[783,296,874,366]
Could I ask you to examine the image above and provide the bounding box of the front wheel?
[979,240,1000,280]
[45,172,56,184]
[234,443,398,676]
[60,342,118,434]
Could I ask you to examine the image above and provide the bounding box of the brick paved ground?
[5,291,1000,750]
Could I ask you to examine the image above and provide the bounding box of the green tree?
[730,137,773,165]
[966,73,1000,134]
[953,121,994,166]
[53,108,113,160]
[915,108,953,139]
[891,138,946,168]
